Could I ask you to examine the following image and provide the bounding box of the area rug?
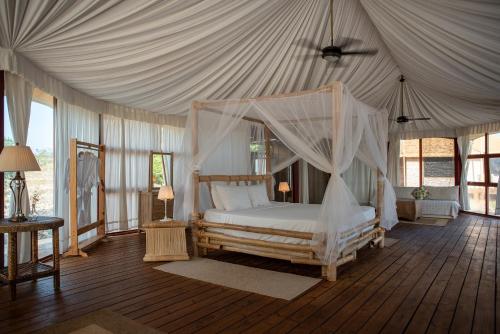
[400,217,450,227]
[155,257,321,300]
[384,237,399,247]
[37,309,161,334]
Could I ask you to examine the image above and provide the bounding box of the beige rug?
[384,237,399,247]
[155,257,321,300]
[400,217,450,227]
[37,309,161,334]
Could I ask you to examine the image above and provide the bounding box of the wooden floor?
[1,213,498,333]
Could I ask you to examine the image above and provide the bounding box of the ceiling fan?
[297,0,378,64]
[394,75,431,124]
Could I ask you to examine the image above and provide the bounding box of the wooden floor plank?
[0,213,498,334]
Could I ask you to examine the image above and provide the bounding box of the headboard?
[192,173,273,219]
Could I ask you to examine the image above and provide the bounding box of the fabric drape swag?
[5,72,33,263]
[175,83,398,266]
[54,100,99,251]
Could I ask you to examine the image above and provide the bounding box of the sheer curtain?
[54,100,99,251]
[387,135,400,186]
[5,72,33,263]
[103,115,183,231]
[252,88,367,263]
[176,83,397,265]
[342,158,375,206]
[457,135,474,210]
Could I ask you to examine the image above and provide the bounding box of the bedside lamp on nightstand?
[278,182,290,202]
[158,185,174,221]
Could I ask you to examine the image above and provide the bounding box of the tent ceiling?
[0,0,499,135]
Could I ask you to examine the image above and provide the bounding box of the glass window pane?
[488,132,500,154]
[467,185,486,214]
[488,187,499,216]
[467,158,484,182]
[470,135,485,155]
[490,158,500,184]
[399,139,420,187]
[422,138,455,186]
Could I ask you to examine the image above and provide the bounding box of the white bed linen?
[204,202,376,246]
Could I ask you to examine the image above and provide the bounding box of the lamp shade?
[278,182,290,193]
[0,144,41,172]
[158,185,174,200]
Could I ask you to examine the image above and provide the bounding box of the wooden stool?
[142,220,189,262]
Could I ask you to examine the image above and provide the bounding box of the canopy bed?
[174,82,398,281]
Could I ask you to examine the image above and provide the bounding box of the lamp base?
[159,217,172,222]
[8,214,28,222]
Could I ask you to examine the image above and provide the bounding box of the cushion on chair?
[427,186,459,201]
[393,186,416,200]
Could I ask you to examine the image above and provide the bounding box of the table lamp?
[158,185,174,222]
[0,143,41,221]
[278,182,290,202]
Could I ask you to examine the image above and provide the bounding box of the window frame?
[466,133,500,215]
[400,137,457,188]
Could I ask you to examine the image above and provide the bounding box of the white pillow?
[247,183,270,207]
[210,187,225,210]
[216,185,253,211]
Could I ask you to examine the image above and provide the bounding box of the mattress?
[203,202,376,246]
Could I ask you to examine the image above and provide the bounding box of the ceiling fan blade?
[408,117,431,121]
[295,54,319,60]
[341,49,378,56]
[294,38,321,51]
[336,37,361,49]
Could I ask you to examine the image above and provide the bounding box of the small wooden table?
[142,220,189,262]
[396,199,422,221]
[0,216,64,300]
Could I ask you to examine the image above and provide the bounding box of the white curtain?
[176,83,398,265]
[54,100,99,251]
[457,135,475,211]
[5,72,33,263]
[387,135,400,186]
[103,115,184,231]
[342,158,376,206]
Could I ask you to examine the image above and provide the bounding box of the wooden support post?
[322,264,337,282]
[264,126,272,199]
[31,231,38,264]
[8,232,17,300]
[52,227,60,290]
[376,169,384,223]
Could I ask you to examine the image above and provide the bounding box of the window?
[399,138,455,187]
[466,132,500,215]
[399,139,420,187]
[4,94,54,258]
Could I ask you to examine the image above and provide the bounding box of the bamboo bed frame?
[190,83,385,281]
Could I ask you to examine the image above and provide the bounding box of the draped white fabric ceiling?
[0,0,498,136]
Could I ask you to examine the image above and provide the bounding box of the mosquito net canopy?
[174,82,398,264]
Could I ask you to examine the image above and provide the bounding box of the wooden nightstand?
[142,220,189,262]
[396,199,422,221]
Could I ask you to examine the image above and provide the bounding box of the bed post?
[264,126,273,199]
[191,102,206,256]
[376,169,385,248]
